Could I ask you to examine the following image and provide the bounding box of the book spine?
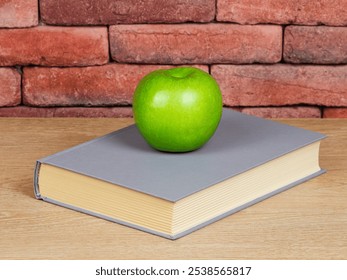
[33,160,42,199]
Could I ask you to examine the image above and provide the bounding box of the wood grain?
[0,117,346,260]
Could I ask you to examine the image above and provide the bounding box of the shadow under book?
[34,109,326,239]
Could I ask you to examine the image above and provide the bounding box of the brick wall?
[0,0,346,118]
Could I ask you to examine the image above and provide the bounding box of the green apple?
[132,67,223,152]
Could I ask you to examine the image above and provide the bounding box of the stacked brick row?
[0,0,347,118]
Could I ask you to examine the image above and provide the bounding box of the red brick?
[0,106,133,117]
[0,26,108,66]
[0,68,21,107]
[40,0,215,25]
[284,26,347,64]
[217,0,347,26]
[323,108,347,118]
[109,24,282,64]
[53,107,133,118]
[211,65,347,107]
[237,107,321,118]
[0,0,38,27]
[23,64,208,106]
[0,106,55,117]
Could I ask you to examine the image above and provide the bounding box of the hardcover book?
[34,109,326,239]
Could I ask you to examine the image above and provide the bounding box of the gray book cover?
[34,109,326,239]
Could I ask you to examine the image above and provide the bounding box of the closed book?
[34,109,326,239]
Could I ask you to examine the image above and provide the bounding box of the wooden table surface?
[0,117,346,260]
